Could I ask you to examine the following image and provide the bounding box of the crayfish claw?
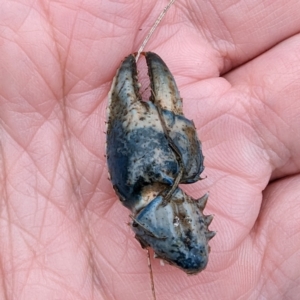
[106,52,215,274]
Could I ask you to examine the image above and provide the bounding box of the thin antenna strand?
[147,249,156,300]
[135,0,176,62]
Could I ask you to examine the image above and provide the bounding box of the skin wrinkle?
[210,109,272,176]
[48,275,87,300]
[205,0,236,44]
[0,141,10,300]
[258,183,299,295]
[228,76,293,170]
[45,2,79,199]
[151,29,176,54]
[14,43,57,101]
[135,1,154,38]
[1,109,49,152]
[206,140,255,174]
[90,268,107,300]
[8,225,51,281]
[23,129,58,186]
[67,118,96,155]
[76,166,99,197]
[82,231,103,299]
[211,199,256,234]
[195,111,229,136]
[35,189,77,232]
[0,150,20,297]
[88,259,103,300]
[247,91,292,169]
[214,204,252,239]
[19,235,62,294]
[95,240,122,275]
[98,205,129,236]
[208,154,255,180]
[4,206,42,243]
[93,195,118,218]
[35,191,52,245]
[0,262,8,300]
[183,1,236,73]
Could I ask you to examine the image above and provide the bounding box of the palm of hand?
[1,1,299,299]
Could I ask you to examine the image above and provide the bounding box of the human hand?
[1,0,299,299]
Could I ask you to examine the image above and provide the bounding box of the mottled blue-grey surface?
[106,52,215,274]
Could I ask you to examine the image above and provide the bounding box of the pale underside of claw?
[106,52,215,274]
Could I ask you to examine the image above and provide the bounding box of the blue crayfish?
[106,52,215,274]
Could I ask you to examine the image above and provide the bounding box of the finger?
[225,34,300,178]
[254,175,300,297]
[183,0,300,71]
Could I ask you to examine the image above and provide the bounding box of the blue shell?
[106,52,215,274]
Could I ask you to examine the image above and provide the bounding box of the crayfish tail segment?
[131,188,215,275]
[144,52,183,115]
